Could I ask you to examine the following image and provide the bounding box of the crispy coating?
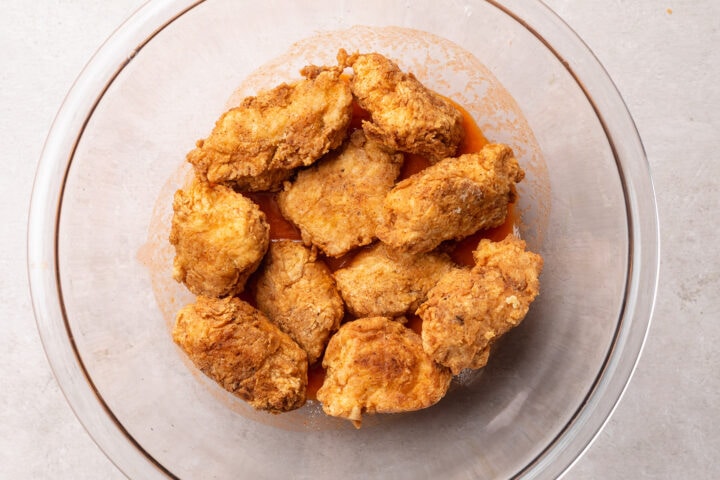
[341,50,463,163]
[255,241,344,364]
[172,296,308,413]
[377,143,524,254]
[233,168,295,193]
[277,130,403,257]
[333,243,455,318]
[417,236,543,374]
[169,180,269,297]
[187,66,353,191]
[317,317,451,428]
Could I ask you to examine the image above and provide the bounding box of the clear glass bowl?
[28,1,659,478]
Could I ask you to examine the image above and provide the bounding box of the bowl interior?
[50,1,634,478]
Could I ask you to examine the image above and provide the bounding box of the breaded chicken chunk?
[333,243,455,318]
[377,143,524,254]
[187,65,353,191]
[417,235,543,374]
[277,130,403,257]
[341,50,463,163]
[172,296,308,413]
[317,317,451,428]
[170,180,269,297]
[255,241,344,364]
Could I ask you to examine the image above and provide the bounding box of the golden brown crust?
[169,51,542,425]
[230,167,295,193]
[317,317,452,428]
[376,143,524,254]
[333,243,455,318]
[187,66,353,191]
[277,130,402,257]
[342,50,464,162]
[172,296,308,413]
[255,241,344,364]
[417,235,543,374]
[169,180,269,297]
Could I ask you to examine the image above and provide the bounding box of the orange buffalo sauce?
[405,314,424,336]
[246,192,301,241]
[452,98,489,155]
[306,363,327,400]
[450,203,517,267]
[246,99,514,400]
[349,100,371,130]
[399,154,432,179]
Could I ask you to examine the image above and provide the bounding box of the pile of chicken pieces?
[169,50,543,428]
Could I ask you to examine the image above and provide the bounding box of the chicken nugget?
[333,243,455,318]
[187,65,353,191]
[377,143,524,254]
[417,235,543,374]
[317,317,451,428]
[255,241,344,364]
[277,130,403,257]
[172,296,308,413]
[341,50,463,163]
[170,180,269,297]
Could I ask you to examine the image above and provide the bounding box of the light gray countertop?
[2,1,717,478]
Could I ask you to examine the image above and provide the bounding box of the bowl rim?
[27,1,659,478]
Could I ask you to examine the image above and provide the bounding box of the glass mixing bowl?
[28,0,659,478]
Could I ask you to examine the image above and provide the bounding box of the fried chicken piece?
[187,65,353,191]
[169,180,269,297]
[255,241,344,364]
[376,143,524,254]
[277,130,403,257]
[317,317,451,428]
[172,296,308,413]
[341,50,463,163]
[333,243,455,318]
[417,235,543,374]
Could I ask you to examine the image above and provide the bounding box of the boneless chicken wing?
[341,50,464,162]
[417,235,543,374]
[317,317,451,428]
[187,65,353,191]
[377,143,524,254]
[169,180,269,297]
[255,241,344,364]
[172,296,308,413]
[277,130,402,257]
[333,243,455,318]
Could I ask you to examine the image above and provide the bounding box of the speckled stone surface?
[2,1,717,478]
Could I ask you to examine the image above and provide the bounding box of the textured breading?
[472,235,545,289]
[168,51,545,426]
[341,50,464,163]
[169,180,269,297]
[317,317,451,428]
[172,296,308,413]
[376,143,524,254]
[417,236,543,374]
[187,66,353,191]
[255,241,344,364]
[277,130,403,257]
[333,243,455,318]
